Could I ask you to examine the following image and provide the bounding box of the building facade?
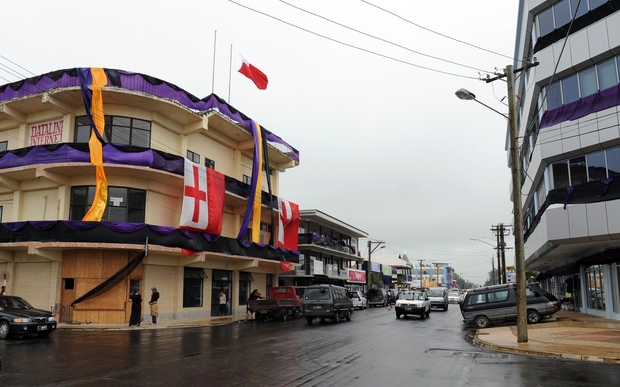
[514,1,620,319]
[0,68,300,324]
[278,209,368,290]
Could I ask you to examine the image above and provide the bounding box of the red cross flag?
[180,159,226,235]
[277,197,300,250]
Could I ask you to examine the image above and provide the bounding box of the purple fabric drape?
[0,68,299,163]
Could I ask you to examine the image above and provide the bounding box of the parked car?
[0,295,57,339]
[448,291,460,303]
[459,283,561,328]
[366,288,388,307]
[395,289,431,319]
[348,290,367,310]
[302,284,354,324]
[427,287,449,311]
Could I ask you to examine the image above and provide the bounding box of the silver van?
[460,283,561,328]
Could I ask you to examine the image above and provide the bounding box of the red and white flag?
[238,57,268,90]
[180,159,226,235]
[277,197,300,250]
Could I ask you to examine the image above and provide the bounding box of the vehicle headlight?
[48,316,56,322]
[13,318,31,323]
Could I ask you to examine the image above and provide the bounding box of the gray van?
[302,284,354,324]
[460,283,561,328]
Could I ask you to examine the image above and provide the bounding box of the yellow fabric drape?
[82,68,108,221]
[251,122,264,242]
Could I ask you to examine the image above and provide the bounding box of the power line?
[228,0,481,80]
[360,0,518,62]
[277,0,495,74]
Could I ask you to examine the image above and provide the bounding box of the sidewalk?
[474,309,620,364]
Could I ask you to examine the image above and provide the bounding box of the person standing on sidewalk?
[149,287,160,324]
[129,290,142,327]
[218,288,227,316]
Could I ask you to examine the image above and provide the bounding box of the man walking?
[149,287,160,324]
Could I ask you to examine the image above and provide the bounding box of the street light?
[367,240,385,291]
[456,64,528,342]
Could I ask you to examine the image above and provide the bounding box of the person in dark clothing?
[129,290,142,326]
[149,287,160,324]
[246,289,262,319]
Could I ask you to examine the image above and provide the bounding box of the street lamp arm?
[470,238,496,248]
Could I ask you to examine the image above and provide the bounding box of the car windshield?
[305,288,330,300]
[399,292,424,301]
[1,297,32,310]
[349,293,359,299]
[427,289,444,297]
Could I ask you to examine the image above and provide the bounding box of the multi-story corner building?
[367,253,414,290]
[514,1,620,319]
[278,209,367,290]
[0,67,300,324]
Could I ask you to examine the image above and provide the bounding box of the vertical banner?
[237,120,263,241]
[78,68,108,222]
[180,159,226,235]
[277,197,300,250]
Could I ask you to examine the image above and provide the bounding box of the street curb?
[473,333,620,364]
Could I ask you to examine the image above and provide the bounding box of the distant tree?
[484,268,499,287]
[453,273,476,289]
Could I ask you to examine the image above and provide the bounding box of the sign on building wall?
[29,119,64,146]
[347,269,366,283]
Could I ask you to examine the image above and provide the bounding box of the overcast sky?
[2,0,520,285]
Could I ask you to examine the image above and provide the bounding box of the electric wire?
[360,0,519,63]
[228,0,481,80]
[277,0,495,74]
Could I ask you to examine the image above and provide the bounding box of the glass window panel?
[579,67,598,97]
[552,161,570,188]
[132,129,150,147]
[128,189,146,209]
[569,156,588,185]
[110,127,131,144]
[547,82,563,109]
[570,0,588,18]
[606,146,620,177]
[112,116,131,127]
[554,0,571,28]
[107,207,126,222]
[587,151,607,181]
[597,58,617,91]
[562,74,580,104]
[128,208,145,223]
[538,7,555,36]
[589,0,608,10]
[133,119,150,130]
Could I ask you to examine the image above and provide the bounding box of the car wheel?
[427,308,431,318]
[294,308,301,319]
[256,313,265,322]
[345,310,351,321]
[306,317,313,324]
[421,310,426,319]
[475,316,490,328]
[396,312,400,319]
[364,302,368,309]
[527,310,542,324]
[0,320,10,340]
[335,311,340,323]
[444,303,448,311]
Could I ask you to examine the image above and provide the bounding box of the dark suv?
[302,285,354,324]
[366,288,388,307]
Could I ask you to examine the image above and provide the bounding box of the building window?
[205,157,215,169]
[69,186,146,222]
[551,146,620,189]
[0,141,7,153]
[187,150,200,164]
[536,0,608,41]
[239,272,253,305]
[243,175,251,185]
[586,265,605,311]
[183,268,206,308]
[74,115,151,147]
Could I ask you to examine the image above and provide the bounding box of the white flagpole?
[211,30,217,94]
[228,44,233,102]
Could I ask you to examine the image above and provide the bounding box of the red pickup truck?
[247,286,303,321]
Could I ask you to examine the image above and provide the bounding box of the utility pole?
[366,240,385,292]
[499,224,508,284]
[491,255,495,285]
[506,64,528,343]
[492,225,503,284]
[417,259,425,285]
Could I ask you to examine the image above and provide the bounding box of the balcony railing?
[298,233,357,255]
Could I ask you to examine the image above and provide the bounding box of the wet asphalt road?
[1,304,620,386]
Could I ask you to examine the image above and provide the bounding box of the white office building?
[514,0,620,319]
